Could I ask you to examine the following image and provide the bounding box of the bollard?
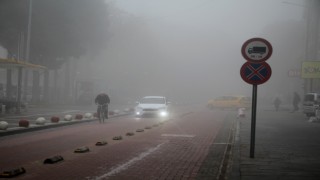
[19,119,29,127]
[64,114,73,121]
[75,114,83,120]
[0,121,9,130]
[1,105,5,115]
[36,117,46,125]
[84,113,93,119]
[51,116,60,123]
[237,108,246,118]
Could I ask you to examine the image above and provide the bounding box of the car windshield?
[140,98,165,104]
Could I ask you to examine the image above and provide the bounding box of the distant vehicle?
[207,95,251,110]
[135,96,170,117]
[248,46,266,55]
[302,93,320,117]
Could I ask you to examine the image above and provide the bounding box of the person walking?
[292,92,301,112]
[95,92,110,121]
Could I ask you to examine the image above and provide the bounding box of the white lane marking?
[94,143,165,180]
[161,134,195,138]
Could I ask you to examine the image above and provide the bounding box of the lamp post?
[26,0,32,62]
[23,0,33,102]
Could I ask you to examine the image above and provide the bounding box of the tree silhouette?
[0,0,110,68]
[0,0,111,103]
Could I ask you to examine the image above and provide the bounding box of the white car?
[135,96,170,117]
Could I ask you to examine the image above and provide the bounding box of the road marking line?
[94,142,165,179]
[161,134,195,138]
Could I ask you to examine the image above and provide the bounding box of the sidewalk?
[229,109,320,180]
[0,104,133,137]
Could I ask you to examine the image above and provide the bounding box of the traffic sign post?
[240,61,271,158]
[240,37,273,158]
[251,84,257,158]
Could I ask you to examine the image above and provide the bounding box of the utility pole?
[23,0,32,101]
[26,0,32,64]
[16,32,25,114]
[283,0,319,94]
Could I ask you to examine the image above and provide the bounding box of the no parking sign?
[240,38,273,158]
[240,62,272,85]
[240,38,272,85]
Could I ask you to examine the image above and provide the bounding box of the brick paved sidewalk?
[229,110,320,180]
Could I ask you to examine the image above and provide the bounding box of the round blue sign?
[240,62,272,85]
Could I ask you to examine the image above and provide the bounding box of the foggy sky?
[0,0,310,106]
[86,0,307,104]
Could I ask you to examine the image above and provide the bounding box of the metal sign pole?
[250,84,257,158]
[241,37,272,159]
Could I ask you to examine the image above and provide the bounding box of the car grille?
[143,109,157,111]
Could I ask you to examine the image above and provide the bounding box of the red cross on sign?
[240,62,272,85]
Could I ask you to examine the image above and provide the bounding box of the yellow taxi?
[207,95,251,110]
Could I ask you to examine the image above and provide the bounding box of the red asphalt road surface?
[0,106,227,180]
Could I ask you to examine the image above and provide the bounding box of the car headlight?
[159,110,168,117]
[135,107,142,114]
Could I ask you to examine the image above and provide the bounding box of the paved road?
[0,105,234,180]
[2,103,320,180]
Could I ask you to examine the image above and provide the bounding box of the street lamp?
[23,0,33,102]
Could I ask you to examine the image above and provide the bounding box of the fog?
[0,0,312,106]
[81,0,306,104]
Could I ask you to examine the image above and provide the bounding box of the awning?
[0,58,47,69]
